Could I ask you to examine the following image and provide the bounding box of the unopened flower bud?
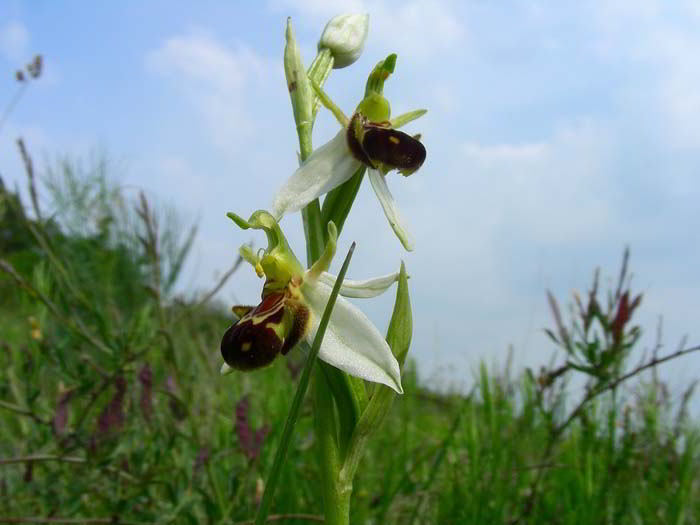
[318,14,369,69]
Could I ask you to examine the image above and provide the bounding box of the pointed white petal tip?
[303,280,403,393]
[367,169,415,251]
[220,362,234,375]
[318,271,401,298]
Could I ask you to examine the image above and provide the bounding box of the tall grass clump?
[0,146,288,522]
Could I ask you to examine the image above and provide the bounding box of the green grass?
[1,161,699,524]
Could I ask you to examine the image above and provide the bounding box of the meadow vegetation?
[1,149,699,524]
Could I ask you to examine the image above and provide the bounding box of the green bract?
[220,210,404,393]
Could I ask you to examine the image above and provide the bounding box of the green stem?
[309,49,334,119]
[301,202,324,267]
[254,243,355,525]
[300,48,334,264]
[321,167,365,236]
[303,208,354,524]
[314,367,351,524]
[289,38,360,524]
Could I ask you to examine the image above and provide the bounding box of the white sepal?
[302,279,403,393]
[272,130,362,219]
[318,271,400,298]
[367,169,415,252]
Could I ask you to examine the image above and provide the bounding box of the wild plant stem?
[0,400,49,425]
[0,518,145,524]
[314,367,351,524]
[254,243,355,525]
[296,45,353,525]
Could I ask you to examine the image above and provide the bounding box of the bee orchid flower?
[271,54,426,251]
[220,210,403,393]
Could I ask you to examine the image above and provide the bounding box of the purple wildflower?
[138,364,153,421]
[234,396,269,461]
[97,376,127,436]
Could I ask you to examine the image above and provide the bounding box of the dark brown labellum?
[346,113,426,174]
[362,125,426,174]
[280,297,309,356]
[221,292,309,372]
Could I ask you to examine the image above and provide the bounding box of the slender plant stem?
[314,367,350,524]
[0,453,138,482]
[0,455,85,466]
[556,343,700,437]
[17,137,42,221]
[0,83,28,135]
[192,254,244,308]
[0,519,145,525]
[234,514,324,525]
[295,43,355,525]
[0,400,49,425]
[285,37,359,524]
[254,243,355,525]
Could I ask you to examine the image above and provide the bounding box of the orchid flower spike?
[220,210,404,393]
[272,54,427,251]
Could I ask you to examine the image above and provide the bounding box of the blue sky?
[2,1,699,404]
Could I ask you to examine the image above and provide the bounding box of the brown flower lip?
[220,291,309,372]
[347,112,426,174]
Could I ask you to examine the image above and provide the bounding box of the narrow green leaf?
[302,200,325,266]
[390,109,427,129]
[321,167,366,237]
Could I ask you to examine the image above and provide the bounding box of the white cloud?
[369,1,464,58]
[269,0,364,16]
[652,32,700,149]
[590,2,700,149]
[682,0,700,20]
[147,32,265,93]
[431,83,460,113]
[143,30,306,305]
[270,0,466,59]
[458,119,617,244]
[146,31,277,153]
[0,20,29,62]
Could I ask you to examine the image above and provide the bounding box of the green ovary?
[355,92,390,123]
